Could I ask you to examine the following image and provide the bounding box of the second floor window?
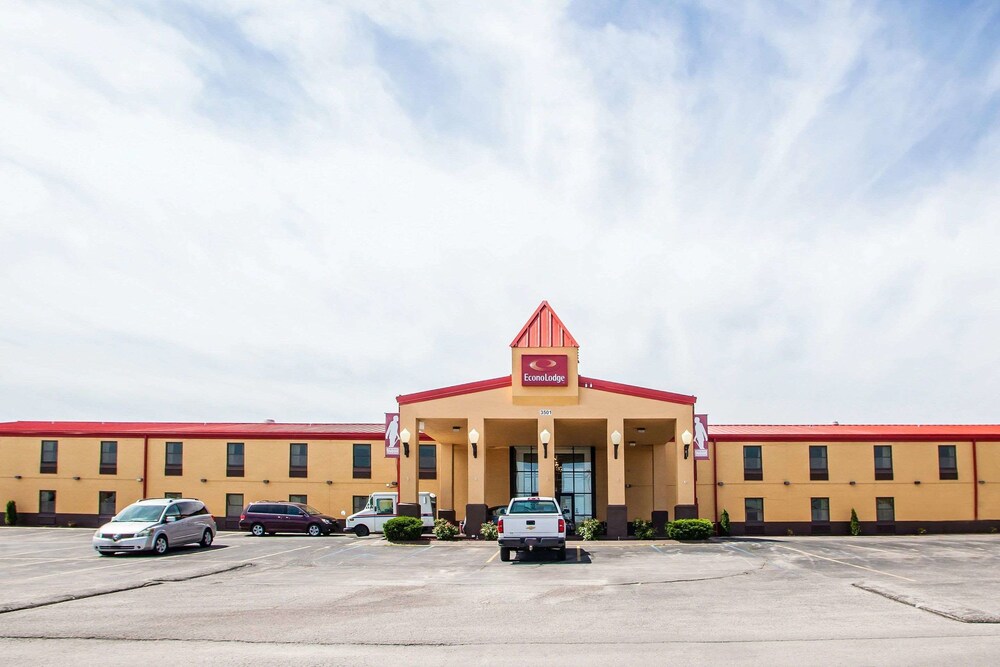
[227,443,245,477]
[100,441,118,475]
[938,445,958,480]
[353,443,371,479]
[289,443,308,478]
[874,446,893,480]
[40,440,58,474]
[419,444,437,479]
[165,442,183,476]
[809,445,828,480]
[743,446,763,481]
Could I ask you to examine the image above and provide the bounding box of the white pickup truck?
[497,496,567,561]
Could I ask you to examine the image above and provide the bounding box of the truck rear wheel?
[500,547,511,562]
[557,547,567,561]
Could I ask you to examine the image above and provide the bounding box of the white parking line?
[237,544,315,563]
[777,544,916,581]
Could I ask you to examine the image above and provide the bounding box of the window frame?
[40,440,58,474]
[289,443,308,478]
[743,445,763,481]
[874,445,893,480]
[876,497,895,523]
[225,493,245,518]
[418,443,437,480]
[99,440,118,475]
[810,497,830,523]
[353,443,372,479]
[938,444,958,480]
[227,442,245,477]
[165,441,183,476]
[744,497,764,524]
[352,495,369,513]
[99,491,117,516]
[809,445,829,481]
[289,494,308,505]
[39,490,56,514]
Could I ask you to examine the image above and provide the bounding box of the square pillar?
[538,416,555,497]
[397,413,420,509]
[606,417,627,539]
[465,417,487,537]
[438,442,454,513]
[673,412,697,519]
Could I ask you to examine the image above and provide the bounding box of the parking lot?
[1,527,999,665]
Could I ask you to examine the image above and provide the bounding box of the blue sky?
[0,1,997,424]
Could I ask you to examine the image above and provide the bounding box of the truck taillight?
[558,519,565,533]
[497,518,504,533]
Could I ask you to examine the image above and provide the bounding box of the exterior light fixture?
[14,475,21,480]
[783,480,790,486]
[611,430,622,460]
[540,429,551,459]
[263,479,270,484]
[469,428,480,459]
[628,441,636,448]
[200,478,207,483]
[637,427,646,434]
[136,477,143,482]
[73,476,81,481]
[326,480,333,485]
[400,428,411,458]
[717,481,724,487]
[452,425,461,432]
[681,430,693,460]
[849,480,856,485]
[914,480,921,485]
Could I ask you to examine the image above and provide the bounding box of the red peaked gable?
[510,301,580,348]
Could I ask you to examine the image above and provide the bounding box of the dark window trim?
[353,467,372,479]
[227,442,245,478]
[353,443,371,479]
[99,441,118,475]
[809,446,829,481]
[289,443,308,478]
[875,497,896,524]
[938,445,958,480]
[419,444,437,480]
[743,445,763,481]
[40,440,58,474]
[874,445,893,480]
[165,442,183,476]
[39,490,56,514]
[744,497,764,524]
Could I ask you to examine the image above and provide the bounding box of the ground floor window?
[226,494,244,518]
[511,447,538,497]
[555,447,594,523]
[99,491,116,516]
[745,498,764,523]
[164,492,182,499]
[39,490,56,514]
[876,497,895,522]
[289,494,307,504]
[353,496,368,513]
[810,497,830,523]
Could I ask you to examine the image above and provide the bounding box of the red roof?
[709,424,1000,442]
[578,377,696,405]
[0,421,409,441]
[397,376,513,405]
[510,301,580,348]
[397,375,696,405]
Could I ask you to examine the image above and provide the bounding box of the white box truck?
[344,492,436,537]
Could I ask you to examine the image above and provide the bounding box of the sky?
[0,0,998,426]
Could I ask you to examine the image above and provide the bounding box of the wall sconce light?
[263,479,270,484]
[326,480,333,485]
[914,480,921,485]
[452,425,461,432]
[681,429,693,459]
[540,429,551,459]
[14,475,21,480]
[611,430,622,459]
[469,428,480,459]
[136,477,143,482]
[625,483,632,488]
[979,480,986,485]
[72,476,81,481]
[849,480,856,485]
[400,427,411,458]
[628,441,636,448]
[783,480,790,486]
[637,427,645,434]
[717,481,724,487]
[200,478,207,483]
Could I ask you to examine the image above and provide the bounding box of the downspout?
[972,440,978,522]
[712,440,719,522]
[142,435,149,499]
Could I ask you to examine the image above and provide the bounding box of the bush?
[850,508,861,536]
[578,517,603,541]
[383,516,424,542]
[666,518,713,541]
[4,500,16,526]
[632,518,655,540]
[479,522,498,540]
[432,518,459,541]
[719,509,730,537]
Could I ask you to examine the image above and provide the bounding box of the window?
[419,444,437,480]
[100,441,118,475]
[810,497,830,523]
[289,443,308,478]
[743,446,763,481]
[353,443,371,479]
[40,440,58,474]
[39,490,56,514]
[375,497,394,515]
[227,442,245,477]
[874,445,893,480]
[353,495,368,513]
[165,442,183,476]
[938,445,958,480]
[289,494,307,504]
[809,446,828,481]
[876,497,895,522]
[226,493,244,518]
[164,492,182,499]
[99,491,116,516]
[744,498,764,523]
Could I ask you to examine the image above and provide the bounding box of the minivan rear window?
[508,499,559,514]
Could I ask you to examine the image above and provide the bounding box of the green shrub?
[632,518,655,540]
[719,509,730,536]
[479,522,498,540]
[383,516,424,542]
[432,518,459,540]
[4,500,16,527]
[666,518,713,541]
[578,517,603,541]
[850,508,861,536]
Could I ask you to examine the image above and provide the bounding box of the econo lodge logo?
[521,355,568,386]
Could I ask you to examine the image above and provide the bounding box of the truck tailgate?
[502,514,562,538]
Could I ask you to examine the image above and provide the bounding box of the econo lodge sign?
[521,355,569,386]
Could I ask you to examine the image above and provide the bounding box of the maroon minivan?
[238,501,339,536]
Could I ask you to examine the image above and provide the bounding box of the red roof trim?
[510,301,580,348]
[578,376,697,405]
[709,424,1000,442]
[0,421,433,441]
[396,376,513,405]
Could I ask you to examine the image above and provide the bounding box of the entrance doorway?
[555,447,594,524]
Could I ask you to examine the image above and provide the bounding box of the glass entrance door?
[555,447,593,523]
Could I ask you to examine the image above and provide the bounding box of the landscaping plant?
[719,509,730,536]
[4,500,16,526]
[479,522,498,540]
[632,518,655,540]
[850,508,861,536]
[666,518,713,540]
[432,518,459,540]
[578,517,603,541]
[382,516,425,542]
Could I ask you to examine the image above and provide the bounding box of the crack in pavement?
[0,563,252,615]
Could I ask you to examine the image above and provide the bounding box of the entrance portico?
[396,302,697,538]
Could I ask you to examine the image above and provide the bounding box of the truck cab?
[344,492,436,537]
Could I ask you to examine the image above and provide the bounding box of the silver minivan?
[92,498,216,556]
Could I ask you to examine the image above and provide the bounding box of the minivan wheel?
[251,523,265,537]
[200,529,214,547]
[307,524,322,537]
[354,524,370,537]
[153,535,169,555]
